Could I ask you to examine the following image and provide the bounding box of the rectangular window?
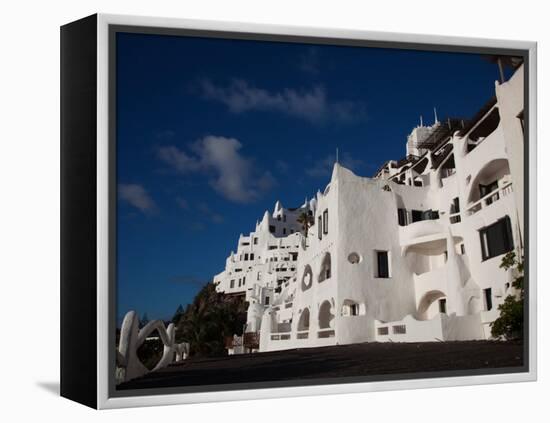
[350,304,359,316]
[283,215,287,222]
[411,210,423,222]
[244,253,249,260]
[438,298,447,314]
[283,228,286,235]
[460,244,465,255]
[264,296,270,306]
[250,253,254,261]
[230,280,235,288]
[376,251,390,278]
[257,271,261,281]
[253,237,258,245]
[452,197,460,213]
[323,209,329,234]
[413,179,422,187]
[479,216,514,261]
[277,215,281,221]
[377,327,389,336]
[484,288,493,311]
[269,225,275,233]
[397,208,407,226]
[318,216,322,240]
[290,252,298,261]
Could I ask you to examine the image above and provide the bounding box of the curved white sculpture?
[116,310,189,383]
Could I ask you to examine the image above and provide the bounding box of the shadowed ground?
[118,340,523,390]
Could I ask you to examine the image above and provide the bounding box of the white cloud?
[157,136,275,203]
[306,152,366,178]
[118,184,157,214]
[199,79,366,124]
[157,146,201,173]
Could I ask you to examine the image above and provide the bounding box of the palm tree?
[297,211,314,238]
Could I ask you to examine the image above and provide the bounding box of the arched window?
[318,300,334,329]
[318,252,331,282]
[301,265,313,291]
[298,308,310,331]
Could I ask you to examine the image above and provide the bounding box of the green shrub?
[490,252,524,340]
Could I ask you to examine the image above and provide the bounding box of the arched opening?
[439,153,456,184]
[465,107,500,153]
[301,264,313,291]
[298,308,310,331]
[417,290,446,321]
[318,252,332,282]
[467,158,511,204]
[318,300,334,329]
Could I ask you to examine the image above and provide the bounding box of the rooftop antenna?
[434,107,439,124]
[336,147,339,164]
[420,115,424,127]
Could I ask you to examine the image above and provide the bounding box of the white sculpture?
[116,310,189,383]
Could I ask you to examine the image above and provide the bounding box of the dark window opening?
[398,208,407,226]
[376,251,389,278]
[269,225,275,233]
[253,237,258,245]
[318,216,322,240]
[323,209,329,235]
[265,296,270,306]
[479,180,499,199]
[479,216,514,261]
[484,288,493,311]
[438,298,447,314]
[460,244,466,255]
[412,210,423,223]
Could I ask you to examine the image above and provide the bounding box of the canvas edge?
[95,13,538,410]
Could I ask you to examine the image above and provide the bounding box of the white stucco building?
[215,64,525,353]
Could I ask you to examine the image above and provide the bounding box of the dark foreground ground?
[118,341,523,391]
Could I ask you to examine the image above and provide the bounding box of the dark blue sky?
[116,32,503,323]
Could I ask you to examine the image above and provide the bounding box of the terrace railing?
[465,183,513,217]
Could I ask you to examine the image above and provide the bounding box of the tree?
[297,211,314,238]
[490,251,524,340]
[171,304,184,324]
[174,282,248,357]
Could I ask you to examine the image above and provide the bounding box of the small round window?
[348,252,361,264]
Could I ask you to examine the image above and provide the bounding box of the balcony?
[465,182,513,217]
[400,220,449,255]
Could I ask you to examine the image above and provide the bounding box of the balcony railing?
[296,330,309,339]
[449,212,461,224]
[317,329,335,338]
[270,333,291,341]
[465,183,513,217]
